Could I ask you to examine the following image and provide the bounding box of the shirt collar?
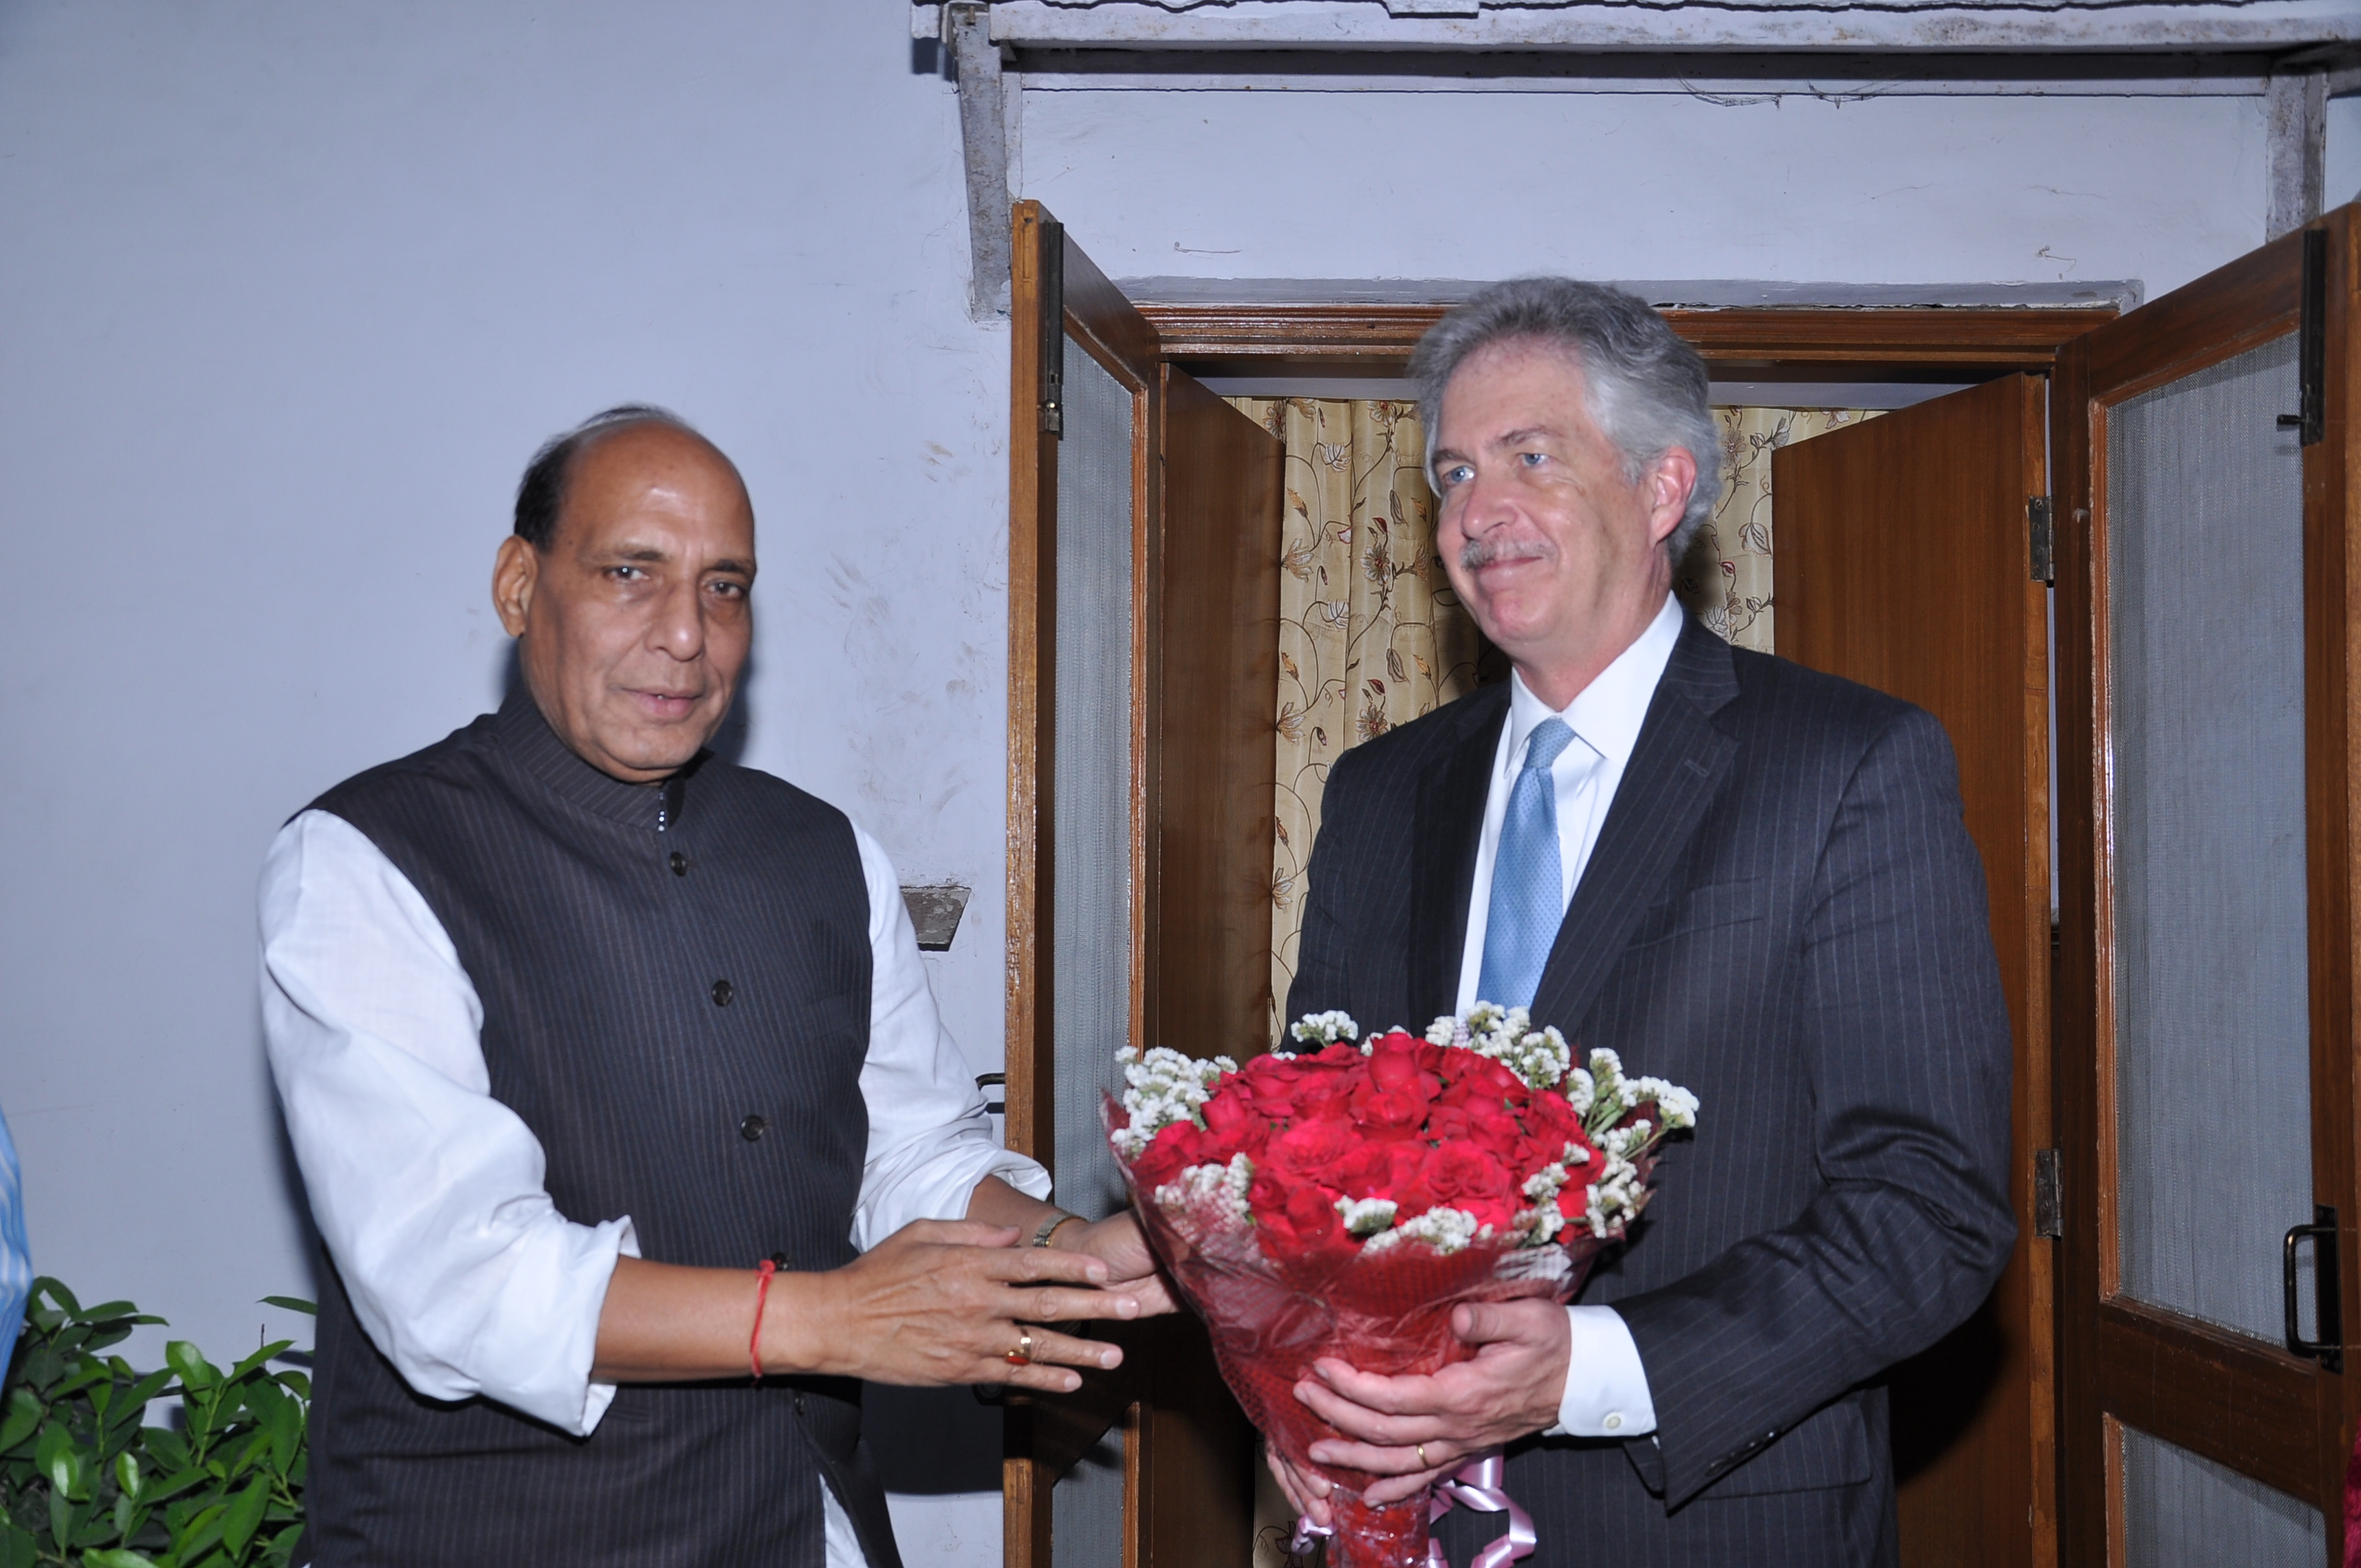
[493,686,694,832]
[1502,594,1686,778]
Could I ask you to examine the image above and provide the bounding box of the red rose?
[1333,1140,1429,1208]
[1266,1117,1361,1180]
[1418,1140,1517,1229]
[1462,1101,1525,1156]
[1348,1082,1429,1141]
[1129,1119,1211,1189]
[1241,1059,1310,1119]
[1424,1102,1472,1143]
[1291,1065,1360,1117]
[1248,1172,1354,1263]
[1367,1036,1443,1102]
[1437,1053,1523,1108]
[1200,1089,1264,1153]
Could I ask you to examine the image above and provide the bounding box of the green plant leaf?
[0,1523,32,1568]
[84,1550,161,1568]
[253,1300,313,1318]
[76,1304,137,1325]
[260,1399,299,1478]
[38,1280,82,1317]
[113,1453,142,1503]
[219,1479,265,1559]
[139,1431,190,1473]
[131,1468,206,1509]
[169,1501,225,1564]
[0,1388,42,1453]
[37,1421,90,1503]
[223,1346,291,1387]
[162,1346,217,1394]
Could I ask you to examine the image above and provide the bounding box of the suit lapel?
[1408,684,1509,1028]
[1527,617,1742,1037]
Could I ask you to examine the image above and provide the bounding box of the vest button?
[711,979,734,1006]
[740,1114,767,1141]
[670,851,689,876]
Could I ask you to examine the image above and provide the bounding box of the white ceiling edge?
[986,0,2361,52]
[1120,276,2144,309]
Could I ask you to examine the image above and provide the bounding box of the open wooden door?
[2050,208,2361,1567]
[1004,200,1276,1568]
[1775,374,2056,1567]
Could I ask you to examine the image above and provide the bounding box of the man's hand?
[1052,1212,1178,1317]
[1290,1300,1570,1506]
[775,1219,1143,1395]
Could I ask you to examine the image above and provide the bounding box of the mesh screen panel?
[1048,342,1136,1562]
[2108,332,2311,1342]
[1051,1431,1127,1568]
[2120,1426,2324,1566]
[1051,343,1136,1226]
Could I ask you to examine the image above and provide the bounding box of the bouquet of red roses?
[1106,1004,1697,1568]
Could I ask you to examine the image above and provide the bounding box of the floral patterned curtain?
[1228,397,1479,1044]
[1232,397,1880,1048]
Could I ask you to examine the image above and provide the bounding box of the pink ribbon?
[1285,1450,1537,1568]
[1426,1450,1537,1568]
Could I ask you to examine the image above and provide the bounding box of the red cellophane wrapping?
[1109,1098,1656,1568]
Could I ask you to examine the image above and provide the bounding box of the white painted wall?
[0,4,2296,1564]
[0,0,1013,1556]
[1022,85,2267,301]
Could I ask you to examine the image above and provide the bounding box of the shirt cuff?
[1548,1304,1656,1439]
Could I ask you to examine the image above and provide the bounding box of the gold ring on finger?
[1006,1328,1035,1367]
[1416,1443,1427,1467]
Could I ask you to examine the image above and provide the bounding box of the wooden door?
[1776,374,2056,1567]
[2053,208,2361,1564]
[1004,200,1274,1568]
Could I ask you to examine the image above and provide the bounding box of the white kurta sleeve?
[260,809,636,1437]
[847,823,1051,1251]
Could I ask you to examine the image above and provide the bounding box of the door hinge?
[2034,1148,2062,1238]
[2028,497,2054,586]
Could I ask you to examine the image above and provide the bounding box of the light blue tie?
[1478,717,1580,1010]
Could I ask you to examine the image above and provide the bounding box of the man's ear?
[1645,447,1700,549]
[493,534,539,637]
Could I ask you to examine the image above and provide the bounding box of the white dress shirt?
[261,806,1048,1568]
[1454,593,1684,1444]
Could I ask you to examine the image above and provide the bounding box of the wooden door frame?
[1134,300,2117,378]
[2050,211,2361,1564]
[1004,282,2117,1566]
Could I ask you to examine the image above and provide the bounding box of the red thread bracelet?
[750,1259,777,1382]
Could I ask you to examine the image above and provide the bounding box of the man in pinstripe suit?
[1266,281,2015,1564]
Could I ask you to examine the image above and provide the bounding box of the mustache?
[1457,536,1555,572]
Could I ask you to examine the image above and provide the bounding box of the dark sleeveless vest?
[298,692,902,1568]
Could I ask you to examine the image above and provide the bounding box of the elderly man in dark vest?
[1265,282,2014,1564]
[262,407,1166,1568]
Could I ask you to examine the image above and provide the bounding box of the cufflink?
[1603,1412,1625,1431]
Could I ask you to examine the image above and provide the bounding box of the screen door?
[2053,208,2361,1567]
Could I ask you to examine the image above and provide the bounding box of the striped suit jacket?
[1289,614,2015,1566]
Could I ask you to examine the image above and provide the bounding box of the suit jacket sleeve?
[1287,742,1368,1027]
[1614,705,2017,1507]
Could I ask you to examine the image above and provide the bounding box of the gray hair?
[1408,278,1720,560]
